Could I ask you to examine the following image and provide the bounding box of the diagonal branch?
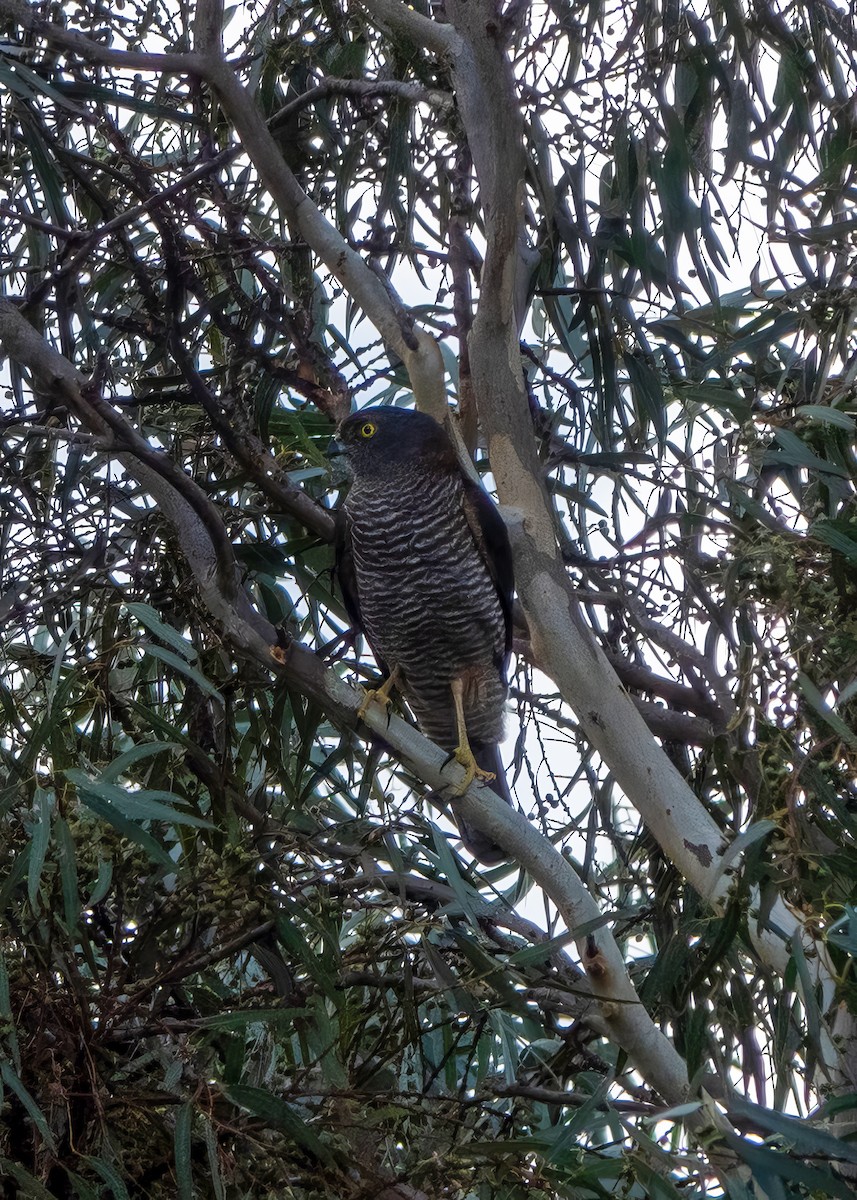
[441,0,838,1065]
[168,334,336,544]
[354,0,462,58]
[0,298,274,654]
[2,0,449,418]
[0,0,200,72]
[269,76,455,128]
[191,5,447,413]
[0,301,704,1117]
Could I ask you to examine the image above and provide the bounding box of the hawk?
[330,406,515,864]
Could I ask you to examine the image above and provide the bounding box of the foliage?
[1,0,857,1196]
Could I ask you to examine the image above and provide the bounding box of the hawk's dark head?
[328,407,456,478]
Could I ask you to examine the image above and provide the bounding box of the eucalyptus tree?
[1,0,856,1195]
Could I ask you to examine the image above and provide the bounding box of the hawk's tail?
[455,742,513,865]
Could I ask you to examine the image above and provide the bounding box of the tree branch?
[0,298,275,658]
[355,0,462,58]
[3,0,450,421]
[0,0,201,72]
[441,0,838,1068]
[190,11,446,413]
[168,334,336,544]
[269,76,455,129]
[0,305,704,1115]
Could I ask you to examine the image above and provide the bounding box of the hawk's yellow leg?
[358,665,400,722]
[450,677,496,795]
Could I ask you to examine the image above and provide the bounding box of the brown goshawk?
[329,406,514,864]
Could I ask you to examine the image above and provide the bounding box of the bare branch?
[269,76,455,128]
[442,0,838,1069]
[355,0,462,58]
[1,0,450,418]
[0,0,200,72]
[0,306,701,1114]
[196,52,446,410]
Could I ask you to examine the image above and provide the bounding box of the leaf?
[19,111,67,226]
[142,643,223,702]
[810,519,857,562]
[174,1101,194,1200]
[723,77,751,183]
[542,1080,613,1162]
[86,859,113,907]
[550,480,609,516]
[0,58,87,114]
[48,620,79,715]
[763,428,850,479]
[797,404,857,431]
[797,673,857,751]
[722,1129,855,1198]
[225,1086,335,1165]
[27,787,52,909]
[60,1169,100,1200]
[509,930,576,967]
[659,112,693,235]
[53,80,197,121]
[625,352,667,446]
[629,1156,686,1199]
[0,1063,57,1151]
[714,819,777,877]
[679,383,752,421]
[126,602,199,661]
[72,793,173,869]
[817,1091,857,1121]
[0,844,31,912]
[614,228,670,290]
[430,825,483,921]
[723,1175,755,1200]
[9,671,78,786]
[682,1002,710,1081]
[647,1100,703,1122]
[0,1160,58,1199]
[274,912,340,1005]
[705,310,802,369]
[80,1156,131,1200]
[789,930,823,1090]
[725,1095,857,1166]
[489,1010,520,1083]
[203,1114,226,1200]
[0,950,21,1073]
[54,815,81,930]
[723,478,787,528]
[66,769,214,829]
[826,907,857,956]
[100,741,183,785]
[196,1007,309,1030]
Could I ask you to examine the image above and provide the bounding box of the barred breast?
[345,465,508,751]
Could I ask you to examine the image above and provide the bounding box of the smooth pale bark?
[438,0,838,1060]
[0,298,700,1112]
[1,0,842,1094]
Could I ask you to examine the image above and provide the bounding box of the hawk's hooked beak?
[326,437,346,459]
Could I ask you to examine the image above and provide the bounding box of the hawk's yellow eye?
[360,421,377,439]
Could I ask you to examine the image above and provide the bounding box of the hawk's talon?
[450,743,495,795]
[447,675,495,794]
[357,667,399,723]
[357,686,392,723]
